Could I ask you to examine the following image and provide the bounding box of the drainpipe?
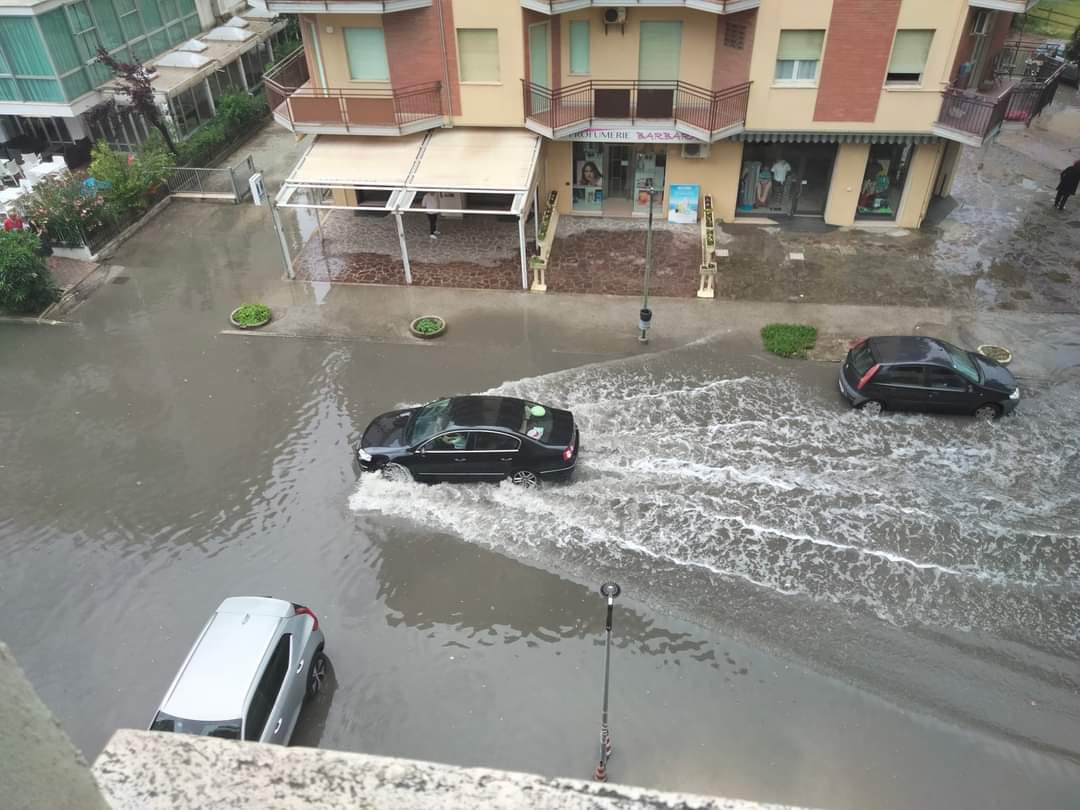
[436,0,454,126]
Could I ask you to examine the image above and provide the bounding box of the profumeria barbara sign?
[571,129,702,144]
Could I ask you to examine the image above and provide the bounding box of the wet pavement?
[1,123,1080,810]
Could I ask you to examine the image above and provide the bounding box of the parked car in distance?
[356,395,579,488]
[149,597,326,745]
[839,336,1019,420]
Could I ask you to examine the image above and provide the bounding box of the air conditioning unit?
[604,7,627,25]
[682,143,711,160]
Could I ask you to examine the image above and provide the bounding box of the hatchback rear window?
[849,344,875,376]
[151,711,241,739]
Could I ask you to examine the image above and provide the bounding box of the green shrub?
[22,171,111,246]
[88,140,174,218]
[761,323,817,359]
[0,230,58,314]
[232,303,271,325]
[178,93,268,167]
[413,316,444,334]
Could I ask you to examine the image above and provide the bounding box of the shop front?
[855,143,913,221]
[735,142,837,218]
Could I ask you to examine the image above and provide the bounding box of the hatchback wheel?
[380,462,413,482]
[974,404,1000,422]
[510,470,541,489]
[307,649,328,699]
[859,400,884,416]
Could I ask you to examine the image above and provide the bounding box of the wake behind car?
[839,336,1019,420]
[357,395,578,487]
[149,597,326,745]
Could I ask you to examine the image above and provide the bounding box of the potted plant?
[409,315,447,339]
[976,344,1012,365]
[230,303,271,329]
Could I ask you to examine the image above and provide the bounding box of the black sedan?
[356,396,579,488]
[839,336,1020,420]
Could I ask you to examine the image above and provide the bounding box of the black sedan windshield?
[944,343,980,383]
[407,398,452,445]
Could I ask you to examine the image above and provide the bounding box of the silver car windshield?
[408,399,452,445]
[150,711,241,739]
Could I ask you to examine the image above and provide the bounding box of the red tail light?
[857,364,881,391]
[293,604,319,631]
[562,442,575,462]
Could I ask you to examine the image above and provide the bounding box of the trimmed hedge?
[761,323,818,359]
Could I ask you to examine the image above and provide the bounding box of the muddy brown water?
[2,199,1080,810]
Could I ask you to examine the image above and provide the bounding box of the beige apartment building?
[264,0,1055,289]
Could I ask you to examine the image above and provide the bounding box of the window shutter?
[889,30,934,75]
[344,27,390,81]
[458,29,500,82]
[777,30,825,61]
[569,20,589,74]
[638,21,682,81]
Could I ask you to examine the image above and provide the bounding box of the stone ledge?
[94,729,817,810]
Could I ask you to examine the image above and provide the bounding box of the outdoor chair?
[1,159,22,187]
[20,152,40,168]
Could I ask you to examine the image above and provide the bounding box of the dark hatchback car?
[839,336,1019,420]
[356,395,579,488]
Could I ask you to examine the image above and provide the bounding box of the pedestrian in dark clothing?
[1055,161,1080,210]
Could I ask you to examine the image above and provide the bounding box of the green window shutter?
[39,10,82,74]
[137,0,163,31]
[17,77,63,101]
[457,28,499,82]
[889,30,934,75]
[777,30,825,61]
[344,27,389,81]
[159,0,179,24]
[569,20,589,74]
[182,15,200,38]
[120,12,143,42]
[0,77,18,99]
[89,0,124,48]
[62,69,92,99]
[131,38,152,61]
[638,21,681,81]
[149,29,170,55]
[0,18,54,76]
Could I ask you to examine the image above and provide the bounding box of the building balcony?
[968,0,1040,12]
[264,49,446,136]
[521,0,760,13]
[264,0,430,14]
[522,80,750,142]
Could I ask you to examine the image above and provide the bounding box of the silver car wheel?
[510,470,540,489]
[974,405,998,422]
[381,462,412,482]
[860,400,884,416]
[309,653,327,696]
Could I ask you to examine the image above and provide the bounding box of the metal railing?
[164,156,256,202]
[936,59,1065,140]
[265,48,445,132]
[522,79,751,136]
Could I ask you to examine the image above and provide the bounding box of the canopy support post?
[394,210,413,284]
[518,214,528,290]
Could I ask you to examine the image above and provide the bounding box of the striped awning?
[732,132,940,145]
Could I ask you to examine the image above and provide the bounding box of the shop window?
[632,146,666,215]
[856,143,912,221]
[344,27,389,82]
[775,30,824,83]
[887,31,934,84]
[457,29,500,82]
[572,142,603,213]
[569,21,589,75]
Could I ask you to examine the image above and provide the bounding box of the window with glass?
[569,20,589,75]
[424,432,469,452]
[887,30,933,84]
[775,30,824,83]
[344,27,389,81]
[638,21,681,81]
[857,143,912,220]
[457,28,499,82]
[632,145,666,214]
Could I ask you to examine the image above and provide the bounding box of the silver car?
[149,596,327,744]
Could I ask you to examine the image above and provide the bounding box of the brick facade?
[711,10,756,89]
[384,0,462,116]
[813,0,902,123]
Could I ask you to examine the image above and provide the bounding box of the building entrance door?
[792,146,836,217]
[605,145,632,199]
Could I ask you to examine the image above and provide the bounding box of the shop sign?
[668,184,700,224]
[573,128,701,144]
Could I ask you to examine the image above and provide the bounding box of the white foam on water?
[350,345,1080,650]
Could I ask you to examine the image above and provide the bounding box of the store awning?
[733,132,941,145]
[278,128,543,214]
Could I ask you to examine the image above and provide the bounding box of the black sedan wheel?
[859,400,884,416]
[381,462,413,482]
[510,470,541,489]
[974,404,1000,422]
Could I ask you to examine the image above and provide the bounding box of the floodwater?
[1,188,1080,808]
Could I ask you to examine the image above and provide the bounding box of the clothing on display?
[771,160,792,183]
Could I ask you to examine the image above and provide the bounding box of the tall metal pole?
[594,581,621,782]
[639,181,658,343]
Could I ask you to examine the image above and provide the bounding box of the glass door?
[793,146,836,216]
[528,23,550,115]
[606,145,632,199]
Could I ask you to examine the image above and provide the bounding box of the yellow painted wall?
[894,142,944,228]
[823,143,869,226]
[452,0,526,126]
[666,141,743,223]
[546,140,574,215]
[309,14,389,91]
[556,8,718,89]
[747,0,969,132]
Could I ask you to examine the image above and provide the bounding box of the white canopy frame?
[272,130,543,289]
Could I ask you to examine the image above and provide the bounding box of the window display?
[856,143,912,220]
[632,146,666,214]
[736,143,835,217]
[572,142,604,213]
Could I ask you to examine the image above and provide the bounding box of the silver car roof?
[161,598,289,721]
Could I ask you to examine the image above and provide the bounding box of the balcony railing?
[522,79,751,141]
[265,49,445,135]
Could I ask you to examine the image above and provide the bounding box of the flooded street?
[2,153,1080,808]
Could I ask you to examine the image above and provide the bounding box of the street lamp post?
[639,180,661,343]
[594,581,621,782]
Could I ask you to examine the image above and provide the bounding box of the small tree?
[0,230,58,314]
[94,48,178,156]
